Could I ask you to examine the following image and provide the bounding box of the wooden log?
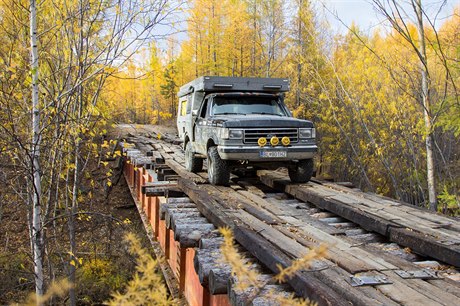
[174,223,215,242]
[228,274,274,306]
[141,181,177,194]
[209,266,232,295]
[174,223,216,248]
[199,237,225,249]
[159,205,197,220]
[167,197,193,204]
[171,216,208,231]
[195,248,250,294]
[166,159,207,184]
[172,216,207,233]
[389,227,460,267]
[259,172,460,268]
[251,284,293,306]
[165,210,202,229]
[194,248,225,287]
[178,178,400,305]
[234,226,349,306]
[178,178,235,228]
[145,186,181,197]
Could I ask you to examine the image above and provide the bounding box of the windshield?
[211,96,288,116]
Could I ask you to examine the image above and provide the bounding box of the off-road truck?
[177,76,317,185]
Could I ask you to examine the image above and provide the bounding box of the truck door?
[194,97,209,154]
[177,96,188,140]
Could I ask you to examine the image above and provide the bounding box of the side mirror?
[192,109,198,116]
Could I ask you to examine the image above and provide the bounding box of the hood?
[210,115,314,128]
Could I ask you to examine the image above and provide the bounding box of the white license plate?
[260,150,287,158]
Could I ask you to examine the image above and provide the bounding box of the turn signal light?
[258,137,267,147]
[281,136,290,146]
[270,136,279,146]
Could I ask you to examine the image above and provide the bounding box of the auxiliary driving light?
[281,136,290,146]
[270,136,279,146]
[258,137,267,147]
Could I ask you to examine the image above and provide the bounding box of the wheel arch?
[183,134,190,150]
[206,138,217,152]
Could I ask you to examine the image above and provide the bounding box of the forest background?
[105,0,459,211]
[0,0,458,304]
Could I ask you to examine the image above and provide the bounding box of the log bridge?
[120,127,460,306]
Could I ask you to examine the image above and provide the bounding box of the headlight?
[219,128,230,139]
[299,128,315,139]
[218,128,242,140]
[229,129,243,139]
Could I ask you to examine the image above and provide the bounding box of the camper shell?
[177,76,317,185]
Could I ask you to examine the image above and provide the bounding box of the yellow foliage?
[105,233,174,306]
[219,227,261,290]
[21,279,73,306]
[220,227,322,305]
[274,244,328,283]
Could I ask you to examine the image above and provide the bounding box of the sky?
[322,0,458,34]
[142,0,458,64]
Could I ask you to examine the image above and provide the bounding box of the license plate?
[259,150,287,158]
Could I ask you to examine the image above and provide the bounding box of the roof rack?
[178,76,290,97]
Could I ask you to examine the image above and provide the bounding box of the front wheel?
[207,146,230,185]
[288,159,314,183]
[185,142,203,173]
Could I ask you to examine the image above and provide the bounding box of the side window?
[199,98,209,118]
[180,99,187,116]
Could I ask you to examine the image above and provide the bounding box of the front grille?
[244,128,298,144]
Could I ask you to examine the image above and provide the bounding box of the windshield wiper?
[250,112,283,116]
[214,112,246,115]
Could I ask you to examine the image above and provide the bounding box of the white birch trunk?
[30,0,44,301]
[415,0,437,211]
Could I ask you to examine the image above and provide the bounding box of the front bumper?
[217,145,317,161]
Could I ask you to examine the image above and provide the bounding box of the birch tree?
[371,0,440,210]
[29,0,44,301]
[0,0,181,302]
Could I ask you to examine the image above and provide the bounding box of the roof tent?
[178,76,290,97]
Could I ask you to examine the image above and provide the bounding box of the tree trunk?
[30,0,44,302]
[415,0,437,211]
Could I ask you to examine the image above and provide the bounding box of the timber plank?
[178,179,234,229]
[259,171,460,267]
[234,226,386,306]
[377,270,444,305]
[316,178,460,237]
[236,189,346,235]
[233,211,328,269]
[235,209,396,273]
[179,179,359,305]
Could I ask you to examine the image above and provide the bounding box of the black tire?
[207,146,230,185]
[185,142,203,173]
[288,159,314,183]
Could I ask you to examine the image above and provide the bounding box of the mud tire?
[185,142,203,173]
[207,146,230,185]
[288,159,314,183]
